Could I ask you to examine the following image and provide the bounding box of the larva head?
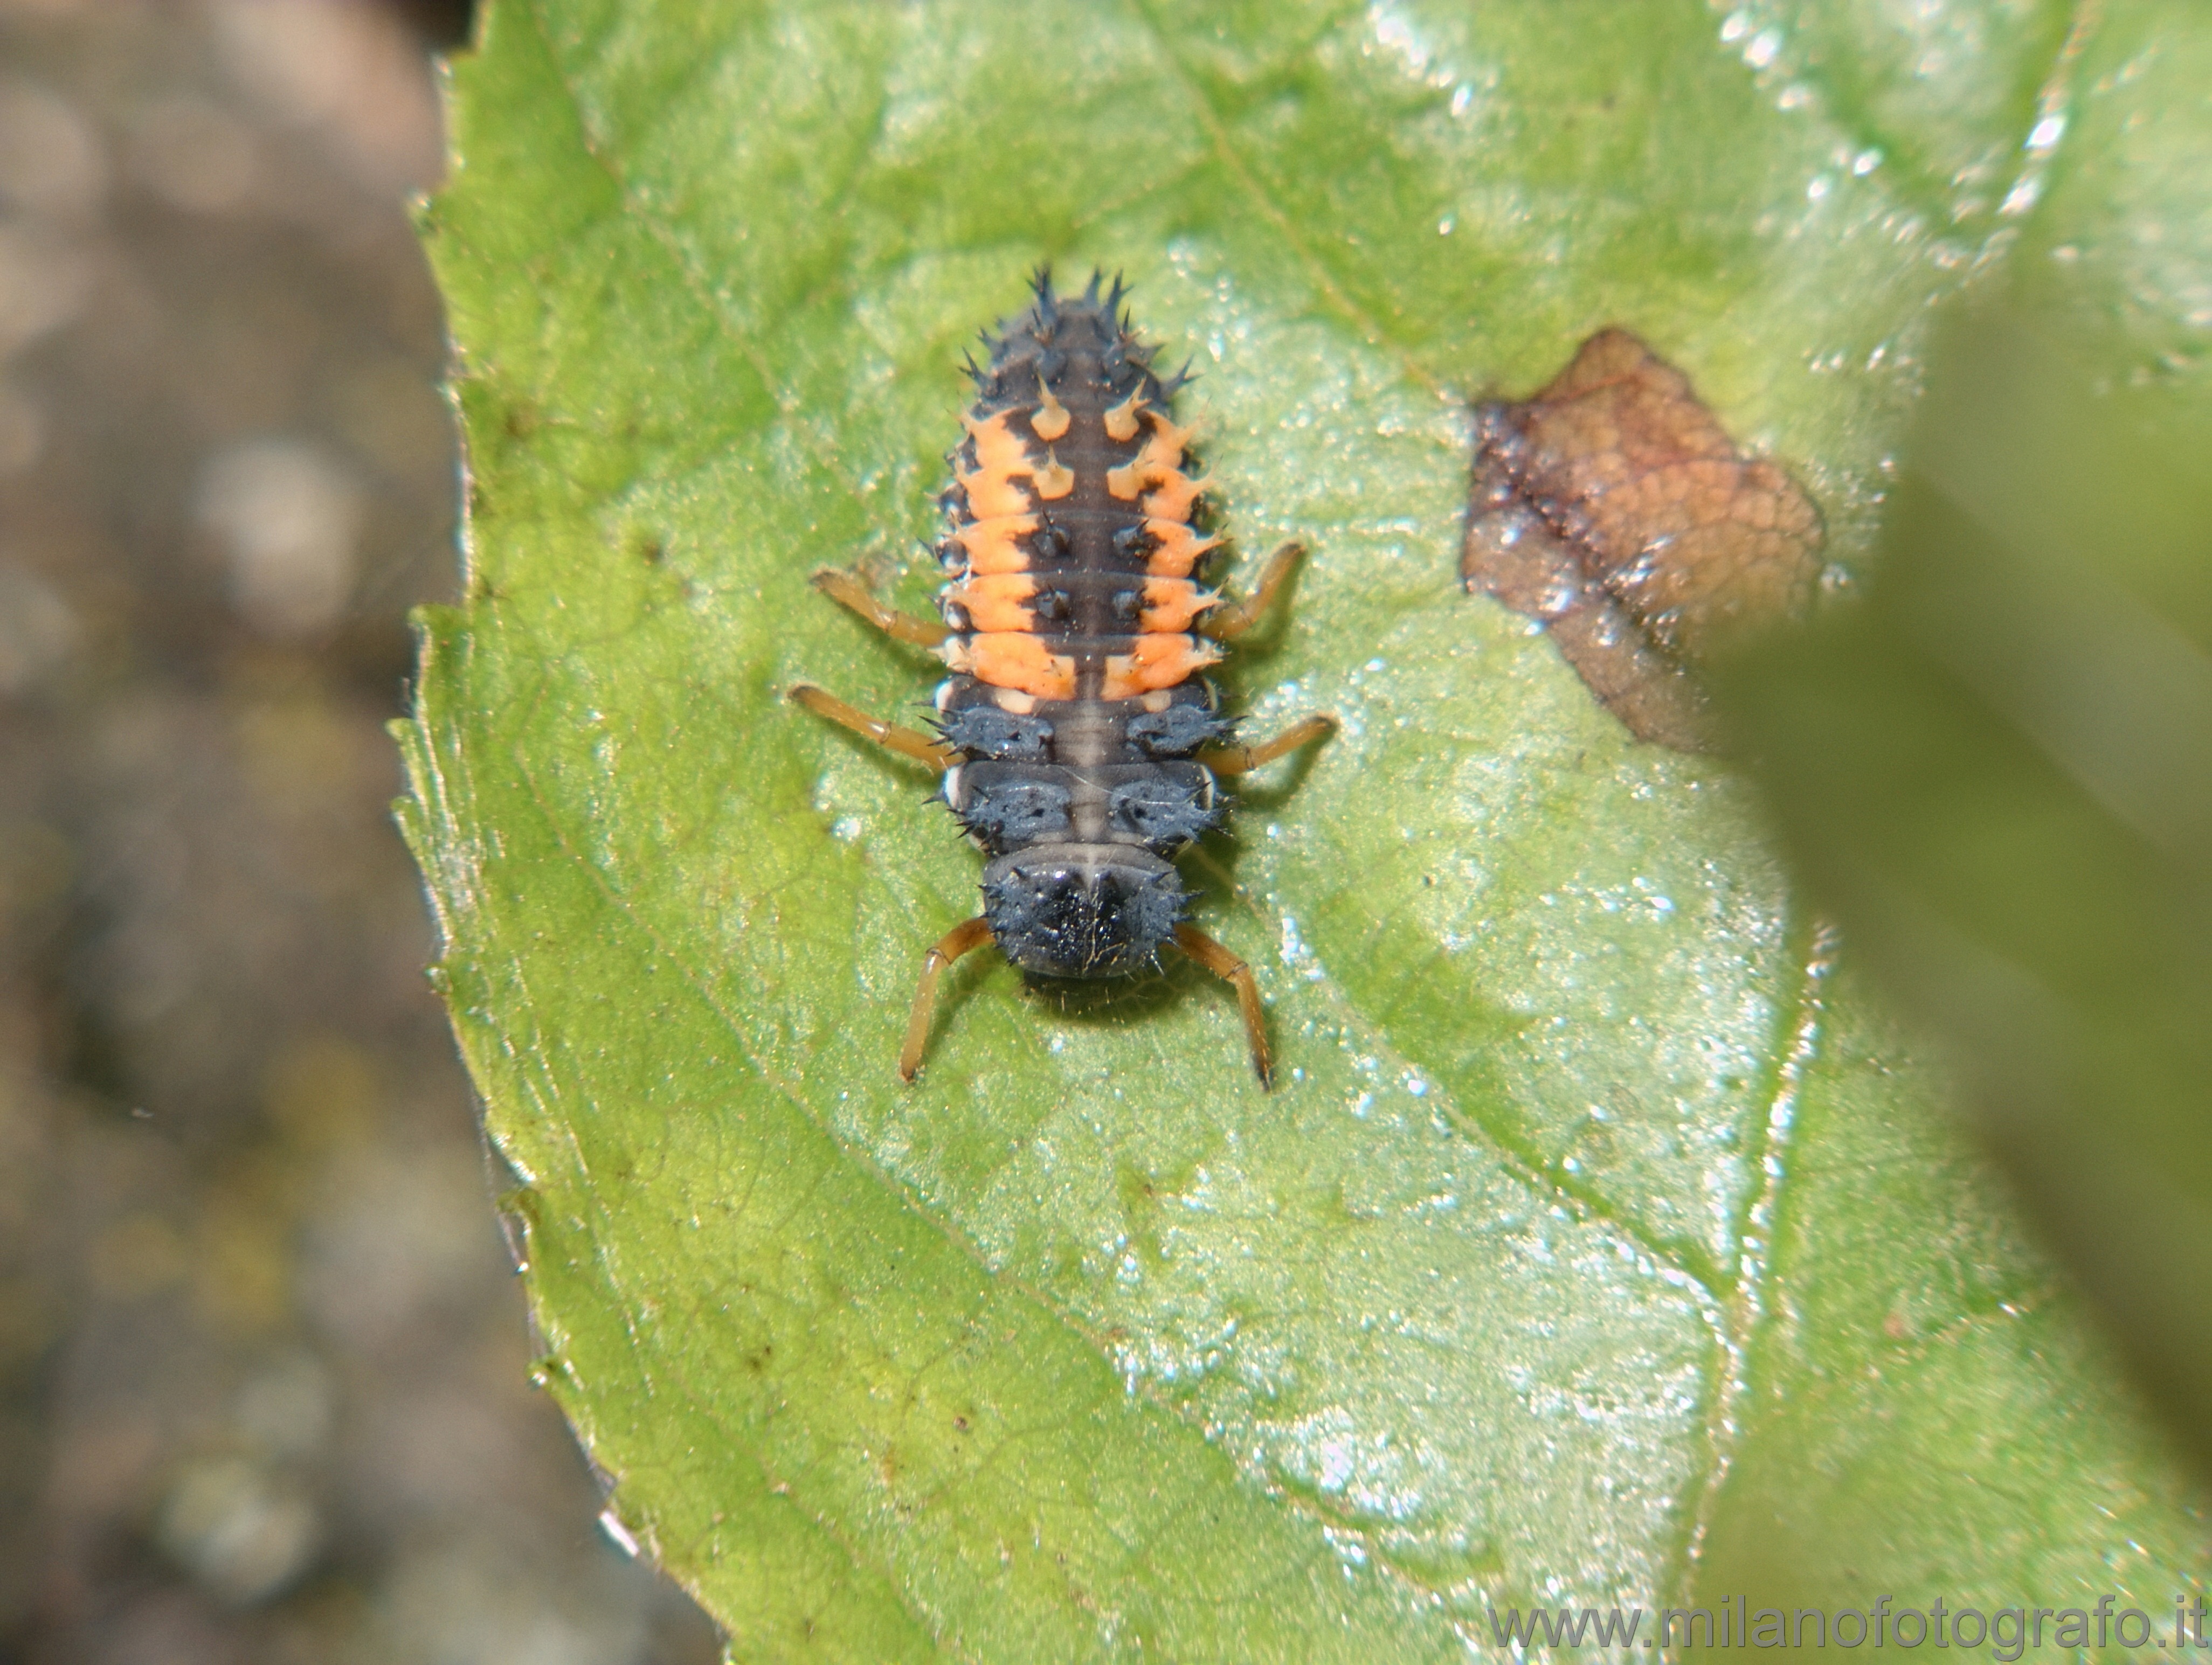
[979,844,1186,981]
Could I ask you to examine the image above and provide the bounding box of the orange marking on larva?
[1138,578,1220,634]
[961,409,1032,469]
[1140,522,1221,577]
[1105,418,1196,502]
[1102,634,1221,698]
[960,466,1033,518]
[960,411,1041,517]
[1103,387,1145,442]
[1030,388,1070,441]
[967,632,1078,700]
[1032,448,1074,500]
[949,572,1039,633]
[1144,411,1195,455]
[1143,470,1212,523]
[963,477,1034,518]
[950,516,1038,575]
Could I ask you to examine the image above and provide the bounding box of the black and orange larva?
[790,269,1335,1085]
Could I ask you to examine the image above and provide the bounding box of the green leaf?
[400,0,2210,1655]
[1713,0,2212,1534]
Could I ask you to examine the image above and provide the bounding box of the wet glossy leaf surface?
[401,1,2211,1655]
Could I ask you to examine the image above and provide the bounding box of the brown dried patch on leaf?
[1462,328,1824,751]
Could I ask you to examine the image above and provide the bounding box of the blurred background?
[0,2,721,1658]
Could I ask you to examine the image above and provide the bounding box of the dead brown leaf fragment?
[1462,328,1824,751]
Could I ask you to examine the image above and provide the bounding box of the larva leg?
[789,683,955,770]
[811,567,950,648]
[1200,540,1304,642]
[900,916,997,1081]
[1199,713,1336,777]
[1172,924,1272,1088]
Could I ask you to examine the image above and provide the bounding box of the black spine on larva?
[931,269,1236,980]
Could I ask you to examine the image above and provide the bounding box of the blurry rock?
[233,1351,336,1462]
[209,0,443,198]
[0,383,43,473]
[300,1146,496,1351]
[0,219,91,358]
[0,4,719,1659]
[382,1529,655,1665]
[0,564,79,695]
[195,436,364,639]
[154,1453,322,1606]
[0,75,107,219]
[1463,328,1824,750]
[85,1209,188,1302]
[127,96,261,217]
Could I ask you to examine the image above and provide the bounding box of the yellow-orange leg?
[1200,713,1337,778]
[900,915,997,1081]
[811,567,950,648]
[1173,923,1273,1087]
[1200,540,1304,642]
[788,683,955,770]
